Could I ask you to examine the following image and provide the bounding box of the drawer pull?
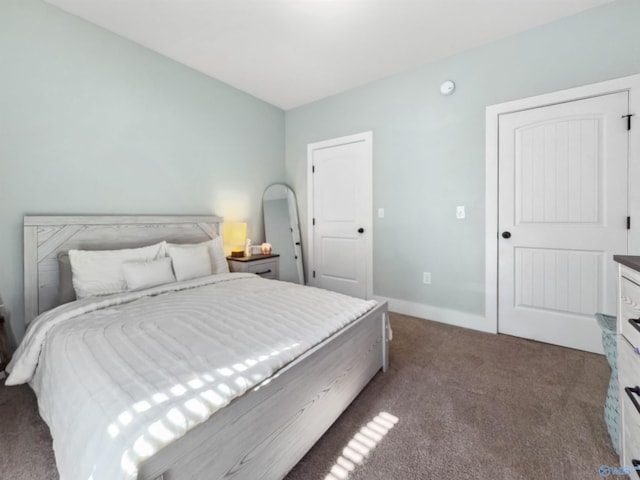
[625,386,640,415]
[629,318,640,333]
[256,269,272,275]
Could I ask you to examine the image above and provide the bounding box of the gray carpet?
[0,313,617,479]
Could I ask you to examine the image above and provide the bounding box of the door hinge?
[623,114,635,131]
[312,165,315,173]
[313,218,315,226]
[313,270,316,278]
[628,216,631,230]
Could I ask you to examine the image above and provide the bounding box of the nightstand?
[227,254,280,280]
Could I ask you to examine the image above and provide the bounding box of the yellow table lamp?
[224,222,247,258]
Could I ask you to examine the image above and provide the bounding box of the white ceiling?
[44,0,615,110]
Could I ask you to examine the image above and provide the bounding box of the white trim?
[485,73,640,333]
[307,131,374,298]
[375,296,494,333]
[485,106,499,333]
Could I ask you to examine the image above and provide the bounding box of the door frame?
[485,73,640,333]
[307,131,373,298]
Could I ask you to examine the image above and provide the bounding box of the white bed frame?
[23,215,390,480]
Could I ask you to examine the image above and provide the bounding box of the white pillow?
[123,257,176,291]
[166,243,213,281]
[166,237,229,274]
[69,242,166,299]
[207,236,230,274]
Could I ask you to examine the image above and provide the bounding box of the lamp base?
[230,250,245,258]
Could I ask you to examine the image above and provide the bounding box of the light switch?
[456,206,465,219]
[378,208,385,218]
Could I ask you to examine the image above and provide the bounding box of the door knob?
[358,228,365,234]
[501,231,511,239]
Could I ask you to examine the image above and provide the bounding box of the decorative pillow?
[207,236,230,274]
[122,257,176,291]
[166,237,229,275]
[166,243,213,281]
[57,252,76,304]
[68,242,166,299]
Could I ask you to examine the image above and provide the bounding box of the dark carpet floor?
[0,313,618,479]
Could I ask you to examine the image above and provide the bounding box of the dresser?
[615,255,640,477]
[227,254,280,280]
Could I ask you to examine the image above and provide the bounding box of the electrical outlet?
[423,272,431,284]
[456,206,466,219]
[378,208,385,218]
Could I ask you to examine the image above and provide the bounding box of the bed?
[8,215,390,480]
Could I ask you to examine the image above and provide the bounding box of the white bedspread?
[6,273,377,480]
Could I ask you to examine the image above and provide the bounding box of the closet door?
[498,92,629,352]
[308,132,372,299]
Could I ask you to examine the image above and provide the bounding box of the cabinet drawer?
[622,427,640,479]
[622,265,640,288]
[620,275,640,349]
[227,255,279,280]
[248,260,277,279]
[620,338,640,470]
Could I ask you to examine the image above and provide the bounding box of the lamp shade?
[223,222,247,256]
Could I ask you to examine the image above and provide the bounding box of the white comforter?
[6,273,377,480]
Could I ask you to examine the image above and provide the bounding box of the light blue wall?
[0,0,285,342]
[285,0,640,321]
[3,0,640,344]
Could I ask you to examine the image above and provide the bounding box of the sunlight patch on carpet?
[325,412,399,480]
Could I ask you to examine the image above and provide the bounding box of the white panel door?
[498,92,628,352]
[309,132,372,298]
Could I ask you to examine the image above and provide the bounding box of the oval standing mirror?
[263,184,304,284]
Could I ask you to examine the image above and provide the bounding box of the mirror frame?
[262,183,305,284]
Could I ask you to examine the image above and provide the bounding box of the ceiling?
[44,0,615,110]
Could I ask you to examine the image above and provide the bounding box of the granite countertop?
[614,255,640,272]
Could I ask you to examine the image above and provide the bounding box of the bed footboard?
[139,301,389,480]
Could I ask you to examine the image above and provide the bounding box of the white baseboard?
[374,296,496,334]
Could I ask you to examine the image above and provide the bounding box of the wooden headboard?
[24,215,223,324]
